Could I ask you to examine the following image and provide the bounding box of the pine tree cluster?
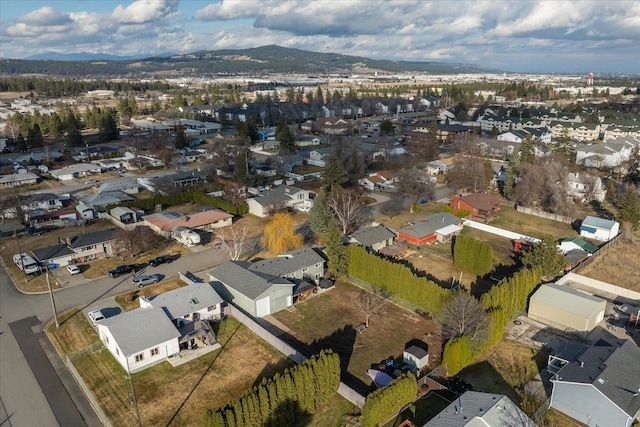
[361,373,417,427]
[202,350,340,427]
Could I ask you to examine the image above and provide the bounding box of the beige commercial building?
[528,283,606,333]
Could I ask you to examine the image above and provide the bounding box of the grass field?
[488,205,578,240]
[47,309,101,354]
[273,280,442,396]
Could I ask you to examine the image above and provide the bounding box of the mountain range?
[2,45,496,78]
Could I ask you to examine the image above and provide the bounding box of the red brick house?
[450,193,501,221]
[396,213,463,247]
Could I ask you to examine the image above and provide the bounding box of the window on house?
[150,347,159,357]
[135,353,144,362]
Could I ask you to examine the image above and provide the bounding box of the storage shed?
[528,283,606,333]
[403,345,429,370]
[579,216,619,241]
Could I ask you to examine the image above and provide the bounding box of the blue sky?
[1,0,639,74]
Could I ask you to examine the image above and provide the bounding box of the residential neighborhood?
[1,17,640,427]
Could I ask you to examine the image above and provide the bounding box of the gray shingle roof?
[208,261,293,300]
[397,213,461,239]
[147,282,223,320]
[68,228,116,249]
[251,185,305,207]
[31,244,74,262]
[99,308,179,356]
[248,248,325,277]
[556,339,640,418]
[424,391,536,426]
[349,225,395,247]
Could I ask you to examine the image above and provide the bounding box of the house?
[575,136,639,168]
[97,180,139,194]
[143,209,233,238]
[424,391,536,427]
[549,338,640,427]
[208,261,295,318]
[76,202,95,221]
[450,193,501,221]
[64,228,117,261]
[566,172,606,202]
[527,283,606,333]
[246,185,311,217]
[248,247,326,284]
[31,244,75,267]
[308,148,332,166]
[1,192,62,220]
[580,216,619,241]
[0,172,38,188]
[315,118,353,135]
[426,160,447,176]
[140,281,224,321]
[82,191,135,208]
[50,163,101,181]
[348,225,395,252]
[396,213,463,247]
[97,307,181,373]
[558,237,598,255]
[358,171,398,192]
[110,206,136,224]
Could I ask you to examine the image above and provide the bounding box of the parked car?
[132,274,161,287]
[108,264,138,278]
[67,265,80,275]
[149,255,173,267]
[87,309,105,325]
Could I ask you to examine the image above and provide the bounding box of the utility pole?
[45,267,59,328]
[14,232,27,284]
[126,359,143,427]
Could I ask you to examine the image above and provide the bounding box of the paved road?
[0,246,230,426]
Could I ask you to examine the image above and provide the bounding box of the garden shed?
[403,345,429,370]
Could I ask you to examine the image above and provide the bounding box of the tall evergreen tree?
[618,188,640,230]
[520,235,566,277]
[98,111,118,142]
[321,154,347,192]
[325,221,349,276]
[308,191,334,234]
[235,149,248,183]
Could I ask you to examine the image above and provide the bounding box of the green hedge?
[347,245,450,315]
[362,373,417,427]
[203,350,340,427]
[453,234,493,276]
[106,190,248,215]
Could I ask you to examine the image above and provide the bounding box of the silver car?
[88,309,105,325]
[132,274,160,287]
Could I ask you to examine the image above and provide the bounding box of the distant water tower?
[586,72,594,88]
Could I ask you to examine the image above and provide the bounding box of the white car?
[88,310,105,325]
[67,265,80,275]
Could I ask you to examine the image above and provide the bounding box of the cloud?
[112,0,179,24]
[18,6,72,26]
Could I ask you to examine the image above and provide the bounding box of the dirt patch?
[273,280,442,396]
[578,231,640,292]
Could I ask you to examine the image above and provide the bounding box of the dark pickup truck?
[108,264,138,278]
[149,255,174,267]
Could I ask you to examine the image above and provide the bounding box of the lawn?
[273,280,442,396]
[487,205,578,240]
[114,278,186,311]
[47,309,101,355]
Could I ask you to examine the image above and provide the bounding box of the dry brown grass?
[47,309,101,355]
[114,278,185,311]
[71,317,295,426]
[488,205,578,240]
[578,230,640,292]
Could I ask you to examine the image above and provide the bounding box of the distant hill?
[2,45,497,78]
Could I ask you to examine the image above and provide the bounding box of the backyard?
[273,280,442,397]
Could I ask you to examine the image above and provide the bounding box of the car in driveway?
[108,264,139,278]
[88,310,105,325]
[132,274,161,287]
[67,265,80,275]
[149,255,173,267]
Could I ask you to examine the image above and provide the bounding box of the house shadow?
[456,360,520,404]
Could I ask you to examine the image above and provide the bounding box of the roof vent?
[597,378,606,384]
[191,297,199,304]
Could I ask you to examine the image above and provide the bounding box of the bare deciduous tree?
[397,168,434,213]
[214,224,248,260]
[265,200,289,216]
[355,288,388,328]
[115,226,156,257]
[439,293,489,347]
[329,190,366,234]
[446,156,493,193]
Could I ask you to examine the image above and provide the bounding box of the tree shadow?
[263,398,312,427]
[294,223,314,245]
[251,357,299,389]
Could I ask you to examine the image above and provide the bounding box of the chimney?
[580,361,584,368]
[65,236,72,245]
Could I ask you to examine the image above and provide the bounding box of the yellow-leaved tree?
[261,212,304,254]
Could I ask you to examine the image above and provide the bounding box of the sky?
[1,0,639,74]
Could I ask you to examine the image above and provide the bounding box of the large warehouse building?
[528,283,606,333]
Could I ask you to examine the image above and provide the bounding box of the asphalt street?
[0,245,230,427]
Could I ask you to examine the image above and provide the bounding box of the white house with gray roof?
[208,261,295,318]
[549,338,640,427]
[50,163,101,181]
[580,215,619,241]
[246,185,311,217]
[0,172,38,188]
[97,307,181,373]
[248,247,325,284]
[424,391,536,427]
[348,225,395,252]
[140,282,224,321]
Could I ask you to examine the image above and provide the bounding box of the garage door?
[255,296,270,317]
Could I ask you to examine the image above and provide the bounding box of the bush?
[362,373,417,427]
[453,234,493,276]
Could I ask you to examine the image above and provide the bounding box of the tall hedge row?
[202,350,340,427]
[106,189,249,215]
[453,234,494,276]
[347,245,450,315]
[361,373,417,427]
